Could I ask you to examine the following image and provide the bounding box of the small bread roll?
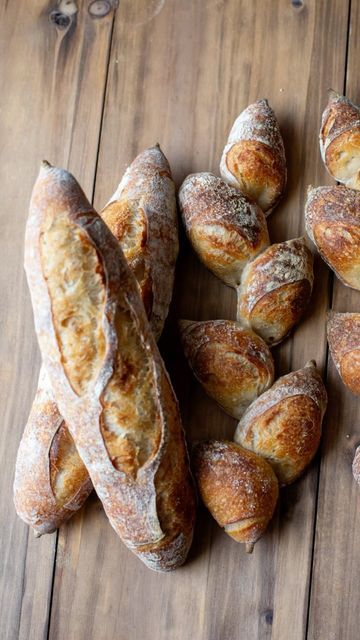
[179,320,274,419]
[327,311,360,395]
[305,185,360,290]
[178,172,269,287]
[220,99,286,214]
[320,90,360,190]
[237,237,314,345]
[234,361,327,485]
[192,440,279,552]
[353,446,360,486]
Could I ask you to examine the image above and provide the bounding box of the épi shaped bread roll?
[22,162,196,571]
[179,319,274,419]
[220,99,286,214]
[193,440,279,552]
[237,237,314,345]
[179,172,269,287]
[320,90,360,190]
[327,311,360,395]
[305,185,360,290]
[234,361,327,485]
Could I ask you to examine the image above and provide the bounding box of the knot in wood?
[88,0,112,17]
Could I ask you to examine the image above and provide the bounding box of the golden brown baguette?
[101,144,178,341]
[237,237,314,345]
[178,172,269,287]
[305,185,360,290]
[14,146,178,537]
[179,319,274,419]
[220,99,287,214]
[320,90,360,190]
[327,311,360,395]
[234,361,327,485]
[192,440,279,552]
[22,162,196,571]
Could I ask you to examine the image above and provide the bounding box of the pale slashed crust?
[23,163,195,571]
[234,362,328,485]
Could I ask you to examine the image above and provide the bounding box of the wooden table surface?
[1,1,359,638]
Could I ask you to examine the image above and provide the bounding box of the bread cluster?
[178,101,327,551]
[14,149,196,572]
[303,91,360,485]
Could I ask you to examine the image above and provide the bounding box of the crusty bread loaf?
[179,319,274,419]
[178,172,269,287]
[220,99,286,214]
[192,440,279,552]
[237,237,314,345]
[353,446,360,486]
[23,162,196,571]
[327,311,360,395]
[101,144,178,341]
[234,361,327,485]
[14,147,178,538]
[14,367,92,535]
[320,90,360,190]
[305,185,360,290]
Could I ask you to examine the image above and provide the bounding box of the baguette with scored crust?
[20,162,195,571]
[14,146,179,538]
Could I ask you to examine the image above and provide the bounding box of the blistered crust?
[179,172,269,287]
[179,319,274,419]
[327,311,360,395]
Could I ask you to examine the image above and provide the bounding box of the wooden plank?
[0,3,115,639]
[48,1,350,639]
[307,1,360,638]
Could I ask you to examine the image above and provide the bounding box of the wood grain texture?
[46,2,350,639]
[307,1,360,638]
[0,2,115,639]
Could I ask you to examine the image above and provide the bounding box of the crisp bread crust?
[327,311,360,395]
[178,172,269,288]
[319,90,360,188]
[305,185,360,290]
[179,319,274,419]
[352,446,360,486]
[234,362,328,484]
[102,145,178,341]
[22,163,196,571]
[220,99,286,214]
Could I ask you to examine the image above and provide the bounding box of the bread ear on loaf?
[234,361,327,485]
[22,162,196,571]
[179,172,269,287]
[320,90,360,190]
[220,99,286,214]
[305,185,360,290]
[193,440,279,552]
[179,319,274,419]
[237,237,314,345]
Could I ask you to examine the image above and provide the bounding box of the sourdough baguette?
[220,99,286,214]
[22,162,195,571]
[193,440,279,552]
[320,90,360,190]
[179,319,274,419]
[234,361,327,484]
[14,147,178,537]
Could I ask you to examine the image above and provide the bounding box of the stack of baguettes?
[304,91,360,485]
[14,146,197,572]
